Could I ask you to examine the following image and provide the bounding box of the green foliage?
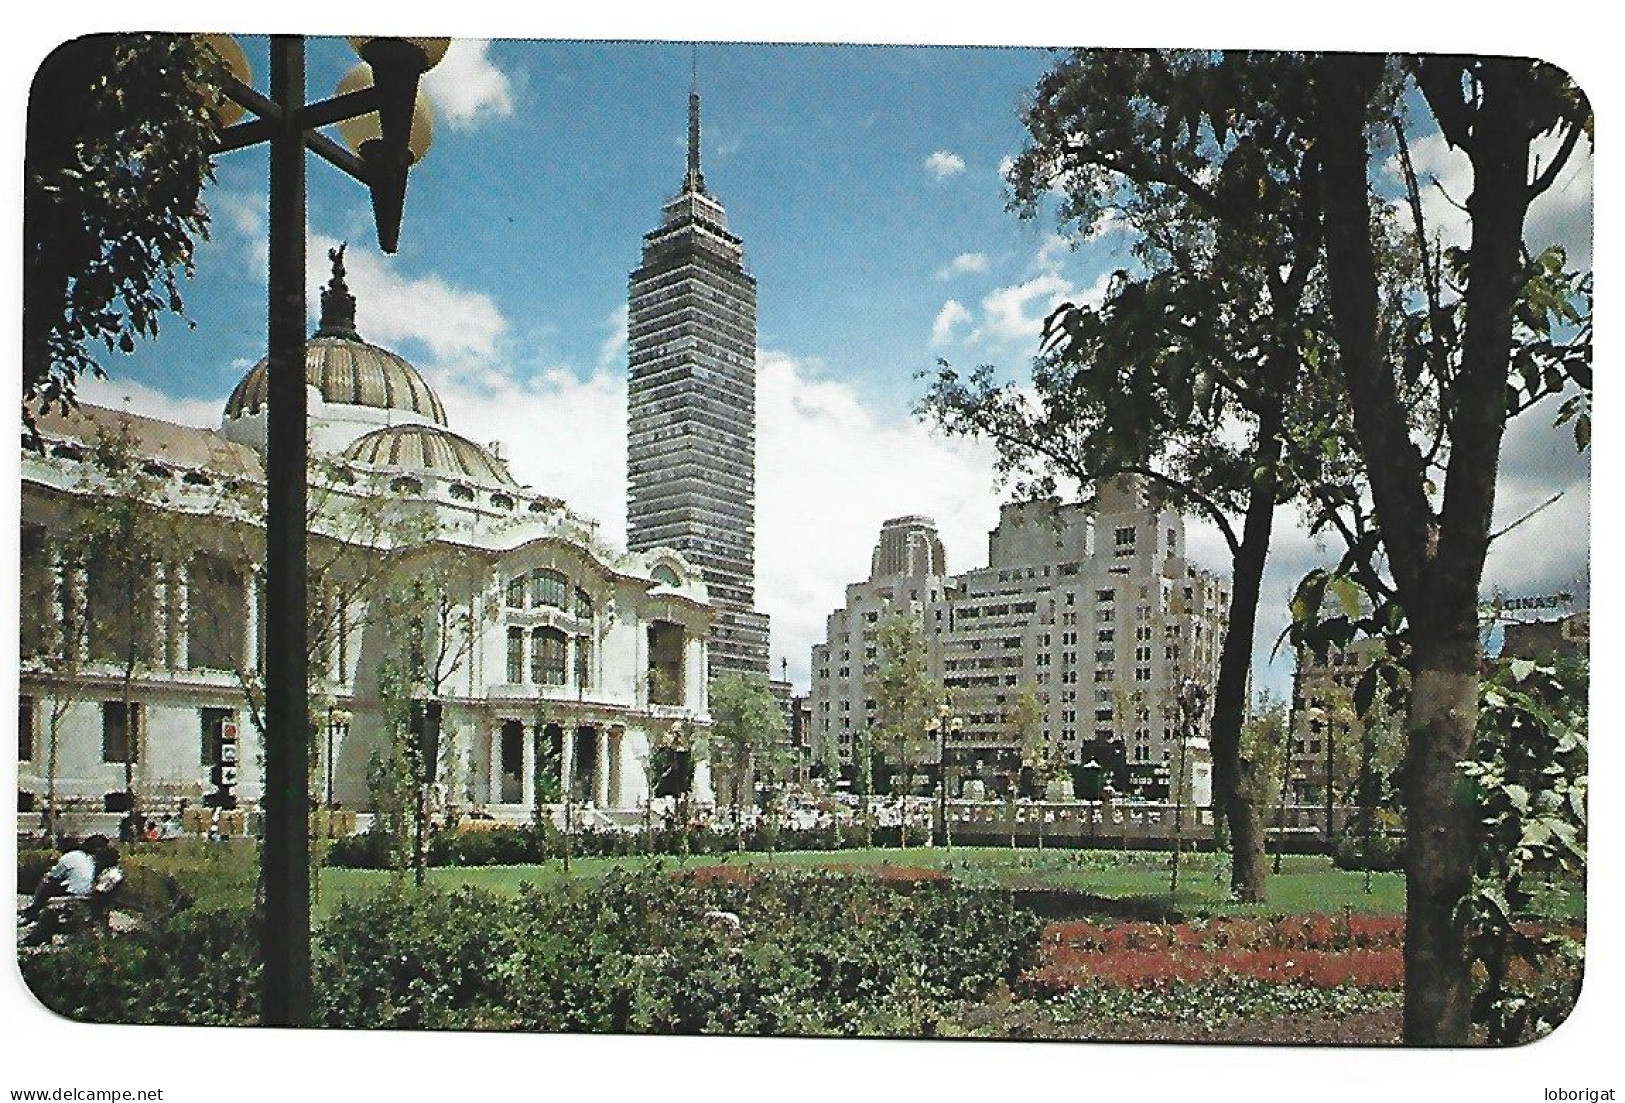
[1463,656,1587,1044]
[21,906,261,1026]
[1041,977,1401,1033]
[708,671,787,816]
[24,34,220,437]
[871,610,941,797]
[311,868,1042,1035]
[314,886,518,1030]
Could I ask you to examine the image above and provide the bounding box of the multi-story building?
[18,259,714,824]
[809,480,1230,792]
[1287,637,1400,805]
[626,88,770,677]
[1501,611,1589,663]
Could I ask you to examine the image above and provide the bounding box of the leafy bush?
[17,848,57,893]
[314,886,519,1030]
[25,867,1043,1035]
[328,821,888,870]
[1331,825,1404,873]
[21,906,260,1026]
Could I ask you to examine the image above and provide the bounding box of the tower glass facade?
[627,91,770,676]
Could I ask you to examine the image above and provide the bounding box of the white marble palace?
[19,252,714,824]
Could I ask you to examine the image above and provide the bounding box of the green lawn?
[315,846,1412,920]
[119,841,1582,926]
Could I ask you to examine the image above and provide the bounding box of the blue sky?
[67,38,1592,699]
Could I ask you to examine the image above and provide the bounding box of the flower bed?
[1022,915,1408,994]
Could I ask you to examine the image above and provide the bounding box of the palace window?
[530,569,568,610]
[188,553,246,672]
[101,701,142,764]
[533,627,568,686]
[506,627,525,683]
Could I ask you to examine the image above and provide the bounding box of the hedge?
[22,867,1043,1036]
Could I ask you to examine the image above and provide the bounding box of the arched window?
[505,577,526,609]
[448,483,474,502]
[651,564,681,587]
[573,586,594,619]
[532,627,567,686]
[391,475,423,495]
[530,568,567,609]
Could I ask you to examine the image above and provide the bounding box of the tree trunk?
[1208,402,1285,903]
[1401,637,1480,1045]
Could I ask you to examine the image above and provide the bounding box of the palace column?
[520,721,536,809]
[560,725,575,801]
[486,723,502,807]
[594,726,610,807]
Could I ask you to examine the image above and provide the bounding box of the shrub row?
[327,822,911,869]
[23,867,1043,1036]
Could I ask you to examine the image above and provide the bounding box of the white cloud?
[1387,127,1592,269]
[427,362,629,541]
[755,350,1003,686]
[977,271,1076,347]
[925,150,966,179]
[596,306,629,371]
[936,252,989,280]
[1034,233,1073,273]
[308,233,507,362]
[423,40,515,128]
[75,376,227,431]
[931,300,973,347]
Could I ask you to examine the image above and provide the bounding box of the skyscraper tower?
[627,85,771,678]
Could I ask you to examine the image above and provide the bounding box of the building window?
[505,577,526,609]
[573,587,594,620]
[87,546,158,666]
[201,707,234,766]
[189,553,246,672]
[20,523,52,659]
[530,569,568,609]
[101,701,141,764]
[575,634,593,689]
[533,627,567,686]
[20,696,35,762]
[506,627,525,683]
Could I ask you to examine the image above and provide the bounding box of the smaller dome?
[343,424,517,488]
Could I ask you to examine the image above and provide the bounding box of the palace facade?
[19,258,714,825]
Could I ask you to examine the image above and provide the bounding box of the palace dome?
[223,246,448,426]
[343,423,517,488]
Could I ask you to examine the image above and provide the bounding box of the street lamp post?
[205,33,446,1027]
[932,704,962,851]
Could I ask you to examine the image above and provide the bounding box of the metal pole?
[261,34,311,1029]
[937,718,948,853]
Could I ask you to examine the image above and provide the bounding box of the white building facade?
[810,479,1230,793]
[19,259,713,825]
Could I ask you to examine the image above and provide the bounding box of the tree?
[1005,684,1052,793]
[708,671,785,851]
[1305,54,1590,1045]
[871,610,942,847]
[23,34,220,439]
[922,51,1356,902]
[371,547,485,885]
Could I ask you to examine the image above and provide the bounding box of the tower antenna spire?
[686,44,705,193]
